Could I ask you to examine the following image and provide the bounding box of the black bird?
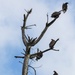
[53,71,58,75]
[62,2,68,13]
[49,38,59,49]
[51,11,61,18]
[36,51,43,61]
[49,39,56,49]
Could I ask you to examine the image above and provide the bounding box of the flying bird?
[62,2,68,13]
[51,11,61,18]
[53,71,58,75]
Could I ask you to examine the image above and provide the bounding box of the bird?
[36,51,43,61]
[53,71,58,75]
[62,2,68,13]
[49,39,56,49]
[49,38,59,49]
[51,11,61,18]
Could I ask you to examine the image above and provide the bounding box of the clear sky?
[0,0,75,75]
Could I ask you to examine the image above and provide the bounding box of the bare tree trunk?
[22,54,30,75]
[22,47,31,75]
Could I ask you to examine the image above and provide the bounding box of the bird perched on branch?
[53,71,58,75]
[36,51,43,61]
[30,49,41,59]
[49,38,59,49]
[51,11,61,18]
[62,2,68,13]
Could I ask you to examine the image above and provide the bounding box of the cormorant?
[62,2,68,13]
[53,71,58,75]
[51,11,61,18]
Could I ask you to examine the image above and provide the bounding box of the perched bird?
[62,2,68,13]
[51,11,61,18]
[36,51,43,61]
[53,71,58,75]
[49,39,56,49]
[49,38,59,49]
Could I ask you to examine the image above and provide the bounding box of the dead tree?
[15,2,68,75]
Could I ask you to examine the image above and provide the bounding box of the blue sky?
[0,0,75,75]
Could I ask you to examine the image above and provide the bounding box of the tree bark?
[22,46,31,75]
[22,54,30,75]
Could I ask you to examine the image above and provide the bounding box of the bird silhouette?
[62,2,68,13]
[36,51,43,61]
[51,11,61,18]
[53,71,58,75]
[49,39,56,49]
[49,38,59,49]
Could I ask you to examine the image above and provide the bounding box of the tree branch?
[21,9,32,46]
[46,18,57,27]
[30,48,59,59]
[23,9,32,28]
[28,65,36,75]
[14,48,59,59]
[31,18,57,46]
[42,48,59,53]
[15,56,24,58]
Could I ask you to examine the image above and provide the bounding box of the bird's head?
[53,70,56,73]
[65,2,68,4]
[51,39,55,41]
